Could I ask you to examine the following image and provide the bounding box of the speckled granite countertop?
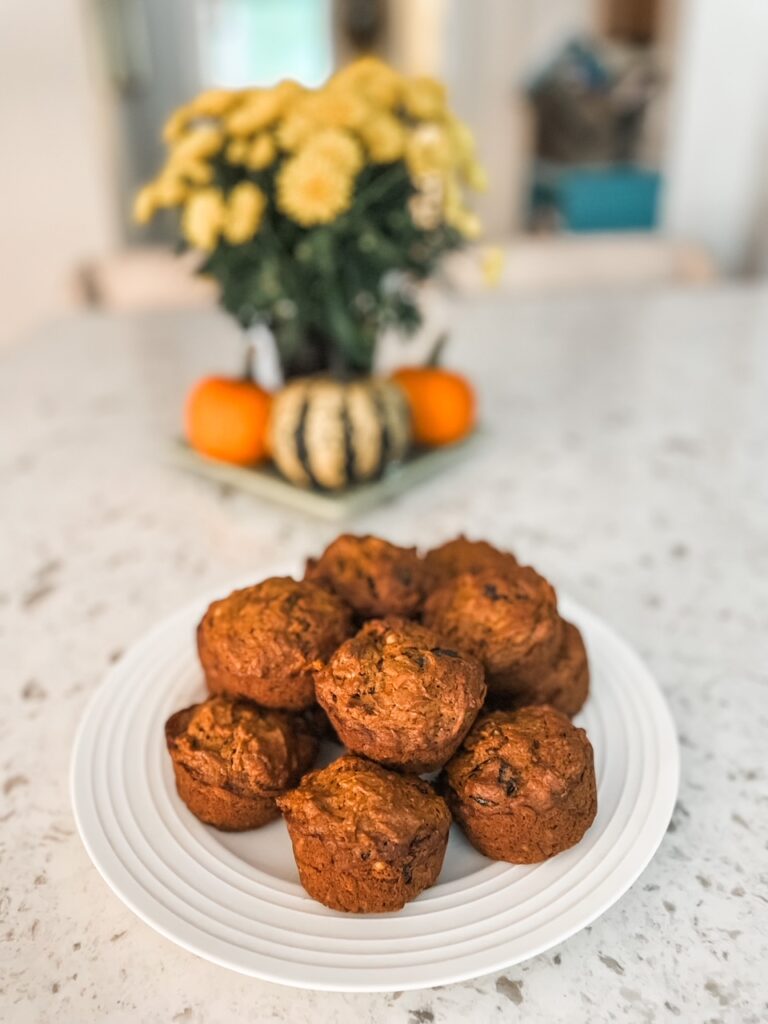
[1,286,766,1023]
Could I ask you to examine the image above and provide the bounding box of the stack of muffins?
[166,535,597,913]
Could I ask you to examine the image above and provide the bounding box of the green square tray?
[168,433,481,521]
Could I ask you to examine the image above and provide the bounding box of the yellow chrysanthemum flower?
[190,88,241,118]
[304,87,369,131]
[402,76,447,120]
[227,87,290,136]
[442,175,481,237]
[246,134,277,171]
[359,113,406,163]
[223,182,266,244]
[171,158,214,186]
[405,123,454,178]
[162,107,191,144]
[133,173,188,222]
[332,57,402,108]
[274,79,305,103]
[445,114,475,162]
[225,139,249,165]
[301,129,363,174]
[182,188,225,250]
[133,184,158,224]
[443,115,487,190]
[276,109,316,151]
[171,125,224,162]
[482,246,505,287]
[154,173,188,207]
[277,153,353,226]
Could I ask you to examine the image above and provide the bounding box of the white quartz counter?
[1,285,766,1022]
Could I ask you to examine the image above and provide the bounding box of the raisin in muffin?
[487,620,589,717]
[197,577,353,711]
[423,566,562,699]
[315,617,486,773]
[441,706,597,862]
[305,534,427,619]
[165,696,319,831]
[277,755,451,912]
[423,535,519,590]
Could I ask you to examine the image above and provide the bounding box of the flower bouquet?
[136,57,487,492]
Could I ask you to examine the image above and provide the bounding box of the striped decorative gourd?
[269,377,412,490]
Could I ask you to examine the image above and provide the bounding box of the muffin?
[424,535,519,590]
[197,577,354,711]
[423,566,563,699]
[277,754,451,912]
[315,617,486,773]
[488,620,589,717]
[305,534,427,619]
[441,705,597,862]
[165,696,319,831]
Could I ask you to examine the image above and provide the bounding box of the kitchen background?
[3,0,768,349]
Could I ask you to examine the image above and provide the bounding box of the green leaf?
[190,156,469,377]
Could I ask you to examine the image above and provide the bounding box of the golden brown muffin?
[423,535,519,590]
[315,617,486,773]
[197,577,354,711]
[487,620,589,717]
[441,706,597,862]
[165,696,319,831]
[423,567,563,699]
[305,534,427,619]
[277,755,451,912]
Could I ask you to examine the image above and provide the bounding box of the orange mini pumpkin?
[185,376,272,466]
[392,366,476,447]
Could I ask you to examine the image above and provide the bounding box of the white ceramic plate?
[71,569,679,992]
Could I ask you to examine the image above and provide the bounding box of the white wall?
[662,0,768,273]
[0,0,117,346]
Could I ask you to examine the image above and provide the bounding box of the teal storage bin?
[558,167,661,232]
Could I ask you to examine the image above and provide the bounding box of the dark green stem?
[426,332,449,367]
[242,336,257,382]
